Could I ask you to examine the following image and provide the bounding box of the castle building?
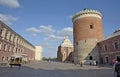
[57,36,73,62]
[0,21,39,62]
[99,29,120,64]
[72,9,104,64]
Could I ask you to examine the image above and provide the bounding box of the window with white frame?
[12,46,14,52]
[114,41,119,50]
[103,44,108,51]
[5,44,7,51]
[8,45,10,52]
[3,44,7,51]
[2,56,5,61]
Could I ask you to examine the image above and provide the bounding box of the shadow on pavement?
[0,66,113,77]
[0,61,114,77]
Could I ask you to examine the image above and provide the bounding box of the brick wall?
[99,35,120,64]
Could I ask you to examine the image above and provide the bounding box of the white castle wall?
[35,46,42,60]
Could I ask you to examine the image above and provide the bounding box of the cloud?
[26,26,73,41]
[26,25,56,36]
[0,0,20,8]
[44,27,73,41]
[0,14,17,25]
[26,27,40,33]
[57,27,73,36]
[41,43,55,49]
[44,35,64,41]
[39,25,56,35]
[31,34,37,37]
[67,15,73,19]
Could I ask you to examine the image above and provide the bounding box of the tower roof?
[72,8,102,22]
[60,36,73,47]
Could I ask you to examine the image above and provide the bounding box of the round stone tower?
[72,9,104,64]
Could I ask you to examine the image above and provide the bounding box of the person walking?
[115,57,120,77]
[80,61,83,67]
[113,60,118,75]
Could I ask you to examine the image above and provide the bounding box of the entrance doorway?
[105,56,109,63]
[89,56,93,60]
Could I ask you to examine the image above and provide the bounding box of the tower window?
[90,25,94,29]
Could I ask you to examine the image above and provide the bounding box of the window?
[63,52,66,57]
[5,31,8,39]
[2,56,5,61]
[3,44,7,51]
[8,45,11,52]
[76,42,78,45]
[104,44,108,51]
[114,41,119,49]
[21,50,22,53]
[16,48,18,53]
[0,42,2,50]
[12,46,14,52]
[90,24,94,29]
[9,33,12,41]
[6,57,9,61]
[0,27,3,37]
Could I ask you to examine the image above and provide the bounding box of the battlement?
[72,9,102,22]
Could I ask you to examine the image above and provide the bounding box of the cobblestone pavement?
[0,61,114,77]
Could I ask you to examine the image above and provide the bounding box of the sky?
[0,0,120,58]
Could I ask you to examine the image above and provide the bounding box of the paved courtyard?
[0,61,114,77]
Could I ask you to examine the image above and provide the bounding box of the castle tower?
[72,9,104,64]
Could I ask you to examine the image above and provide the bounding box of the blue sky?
[0,0,120,58]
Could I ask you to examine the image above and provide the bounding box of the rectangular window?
[114,41,119,49]
[103,44,108,51]
[76,42,78,45]
[0,27,3,37]
[90,25,94,29]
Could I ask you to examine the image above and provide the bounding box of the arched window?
[63,52,66,57]
[2,56,5,61]
[3,44,7,51]
[6,57,9,61]
[0,42,2,50]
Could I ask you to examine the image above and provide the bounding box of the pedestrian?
[80,61,83,67]
[115,57,120,77]
[28,59,30,63]
[90,62,92,65]
[93,60,96,66]
[48,59,50,63]
[113,60,118,76]
[96,61,98,66]
[74,61,77,65]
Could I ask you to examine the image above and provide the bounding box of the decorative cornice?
[72,9,102,22]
